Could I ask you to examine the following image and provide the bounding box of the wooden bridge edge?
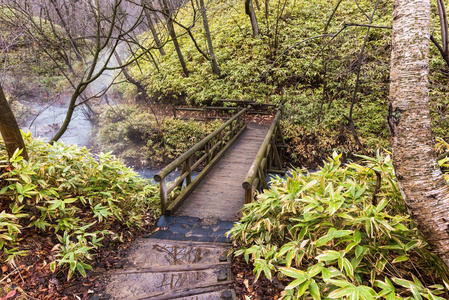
[166,124,248,215]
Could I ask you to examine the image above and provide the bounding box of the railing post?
[260,158,269,190]
[230,120,234,137]
[245,189,252,204]
[185,156,192,186]
[218,131,223,151]
[206,142,211,164]
[160,177,167,215]
[267,142,272,170]
[272,135,282,169]
[244,108,247,125]
[173,107,177,119]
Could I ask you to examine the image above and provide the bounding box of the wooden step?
[104,238,235,300]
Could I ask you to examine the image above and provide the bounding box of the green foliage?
[123,0,449,166]
[229,152,449,299]
[94,104,222,165]
[0,6,71,96]
[0,132,159,279]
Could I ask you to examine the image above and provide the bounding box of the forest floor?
[0,211,157,300]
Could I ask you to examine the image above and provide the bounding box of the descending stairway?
[104,217,237,299]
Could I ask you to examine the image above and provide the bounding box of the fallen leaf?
[1,265,7,273]
[51,244,61,252]
[244,279,249,289]
[2,289,16,300]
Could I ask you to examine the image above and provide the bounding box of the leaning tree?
[0,84,28,160]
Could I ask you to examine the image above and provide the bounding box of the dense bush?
[0,132,159,279]
[229,151,449,299]
[94,104,223,166]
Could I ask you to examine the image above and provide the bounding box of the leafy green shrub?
[229,152,449,299]
[0,132,159,279]
[94,104,222,165]
[144,118,223,162]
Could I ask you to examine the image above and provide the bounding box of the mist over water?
[23,99,93,148]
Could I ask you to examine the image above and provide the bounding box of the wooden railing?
[154,108,248,215]
[173,106,241,122]
[173,101,275,121]
[242,110,285,203]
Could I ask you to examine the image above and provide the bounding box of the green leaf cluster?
[94,104,222,165]
[229,152,449,299]
[0,132,160,279]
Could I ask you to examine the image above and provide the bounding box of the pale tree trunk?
[199,0,220,75]
[0,84,28,160]
[245,0,259,37]
[389,0,449,266]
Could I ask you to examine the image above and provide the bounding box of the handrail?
[173,106,241,122]
[173,102,274,121]
[155,108,248,215]
[242,110,285,203]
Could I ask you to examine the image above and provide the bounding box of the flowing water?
[20,98,201,182]
[23,98,93,148]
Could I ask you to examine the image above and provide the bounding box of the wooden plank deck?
[174,123,268,220]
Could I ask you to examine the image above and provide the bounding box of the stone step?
[135,284,235,300]
[125,238,231,269]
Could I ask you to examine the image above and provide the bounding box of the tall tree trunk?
[161,0,189,77]
[199,0,220,75]
[142,0,166,56]
[389,0,449,267]
[265,0,269,18]
[0,84,28,160]
[245,0,259,37]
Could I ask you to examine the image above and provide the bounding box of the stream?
[20,96,202,182]
[24,98,93,148]
[20,96,167,181]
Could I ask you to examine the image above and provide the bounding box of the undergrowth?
[0,132,159,280]
[94,104,223,166]
[119,0,449,167]
[229,151,449,299]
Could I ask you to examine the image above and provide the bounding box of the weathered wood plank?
[109,262,231,276]
[135,280,234,300]
[174,124,268,220]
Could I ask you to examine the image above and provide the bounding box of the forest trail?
[103,123,270,299]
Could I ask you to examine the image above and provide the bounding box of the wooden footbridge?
[154,107,286,219]
[105,107,286,299]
